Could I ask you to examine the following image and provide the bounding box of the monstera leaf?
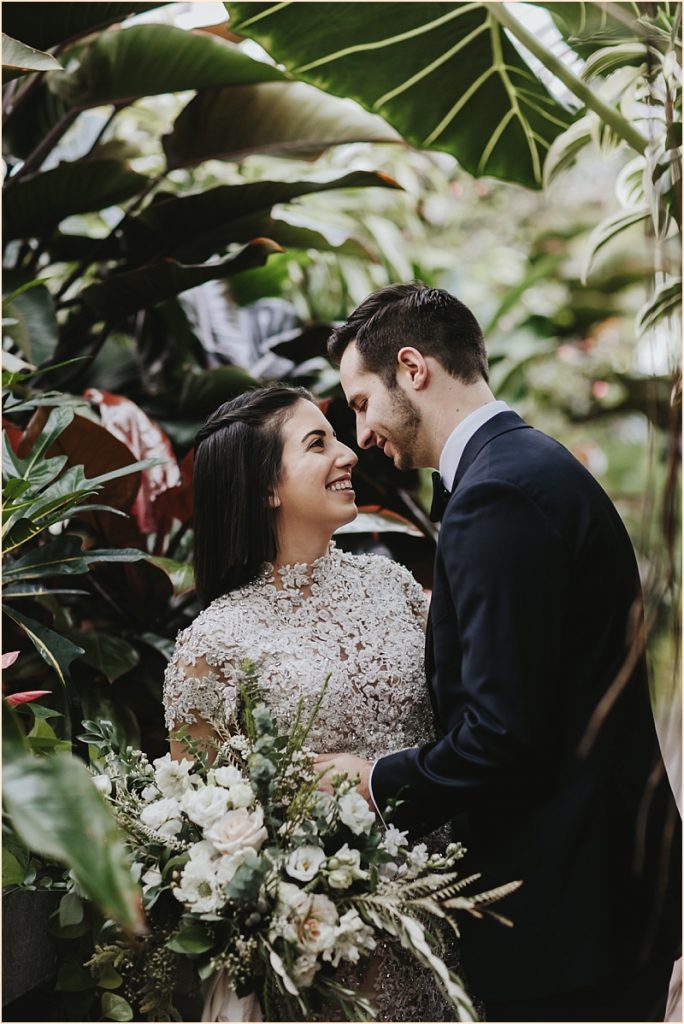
[226,2,575,188]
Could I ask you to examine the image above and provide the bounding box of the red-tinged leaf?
[318,397,332,416]
[5,690,51,707]
[48,413,141,515]
[148,448,194,545]
[83,389,180,534]
[2,651,20,670]
[2,418,23,455]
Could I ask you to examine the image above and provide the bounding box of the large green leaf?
[163,79,402,169]
[122,171,400,265]
[178,365,260,418]
[2,271,59,365]
[3,536,148,580]
[69,631,140,683]
[3,159,150,241]
[2,32,63,78]
[2,2,166,53]
[146,555,194,596]
[541,3,646,58]
[50,23,283,108]
[80,239,282,320]
[2,604,85,686]
[226,3,574,188]
[3,750,145,933]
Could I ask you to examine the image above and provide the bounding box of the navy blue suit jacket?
[372,411,681,1001]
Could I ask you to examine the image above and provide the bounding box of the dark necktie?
[429,470,450,523]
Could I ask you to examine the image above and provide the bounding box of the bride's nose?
[335,441,358,469]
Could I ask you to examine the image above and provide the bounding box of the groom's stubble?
[384,385,424,471]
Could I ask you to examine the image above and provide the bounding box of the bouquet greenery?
[80,671,519,1021]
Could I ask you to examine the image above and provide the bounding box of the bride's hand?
[314,753,373,806]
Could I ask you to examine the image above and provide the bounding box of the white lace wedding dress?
[163,542,457,1022]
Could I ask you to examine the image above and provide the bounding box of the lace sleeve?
[392,560,430,629]
[162,617,242,734]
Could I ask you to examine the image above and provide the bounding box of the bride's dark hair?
[193,384,315,604]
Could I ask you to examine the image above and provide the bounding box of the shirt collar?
[439,401,510,489]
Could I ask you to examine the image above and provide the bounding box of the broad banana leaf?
[163,79,402,169]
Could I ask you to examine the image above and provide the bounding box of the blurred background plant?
[2,2,680,1019]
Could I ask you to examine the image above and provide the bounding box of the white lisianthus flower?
[337,791,375,835]
[173,860,223,913]
[181,785,229,828]
[214,848,257,886]
[187,839,219,865]
[153,753,194,800]
[210,765,244,788]
[405,842,429,877]
[291,953,319,988]
[324,908,377,967]
[92,774,112,796]
[141,866,162,891]
[204,806,267,856]
[285,845,326,882]
[325,843,369,889]
[381,824,409,857]
[140,796,183,837]
[141,784,159,803]
[225,781,254,809]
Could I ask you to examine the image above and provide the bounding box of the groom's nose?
[357,421,375,449]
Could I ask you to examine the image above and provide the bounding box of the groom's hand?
[314,753,372,807]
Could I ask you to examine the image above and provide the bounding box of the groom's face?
[339,342,423,471]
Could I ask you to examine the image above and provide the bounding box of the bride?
[163,384,458,1022]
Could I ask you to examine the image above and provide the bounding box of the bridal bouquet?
[81,670,518,1021]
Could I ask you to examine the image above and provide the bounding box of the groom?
[315,283,681,1021]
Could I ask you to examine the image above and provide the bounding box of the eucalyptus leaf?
[101,992,134,1021]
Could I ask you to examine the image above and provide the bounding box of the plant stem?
[483,2,649,155]
[5,108,79,185]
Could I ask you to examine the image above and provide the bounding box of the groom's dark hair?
[328,282,488,386]
[193,384,314,604]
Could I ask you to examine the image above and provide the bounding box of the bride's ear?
[267,491,281,509]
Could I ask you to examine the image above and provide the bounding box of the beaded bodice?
[163,545,432,760]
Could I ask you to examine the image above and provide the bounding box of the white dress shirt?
[368,400,511,821]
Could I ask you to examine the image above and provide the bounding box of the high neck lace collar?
[261,541,336,592]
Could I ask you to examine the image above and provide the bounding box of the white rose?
[226,781,255,809]
[298,893,338,954]
[141,866,162,891]
[140,797,182,837]
[210,766,244,788]
[173,860,223,913]
[181,785,229,828]
[277,881,311,916]
[337,791,375,835]
[285,845,326,882]
[204,807,267,856]
[153,753,194,799]
[92,774,112,796]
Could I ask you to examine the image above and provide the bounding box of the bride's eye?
[309,438,325,449]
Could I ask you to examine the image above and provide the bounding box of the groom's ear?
[397,347,429,390]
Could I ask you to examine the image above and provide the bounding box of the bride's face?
[273,400,358,534]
